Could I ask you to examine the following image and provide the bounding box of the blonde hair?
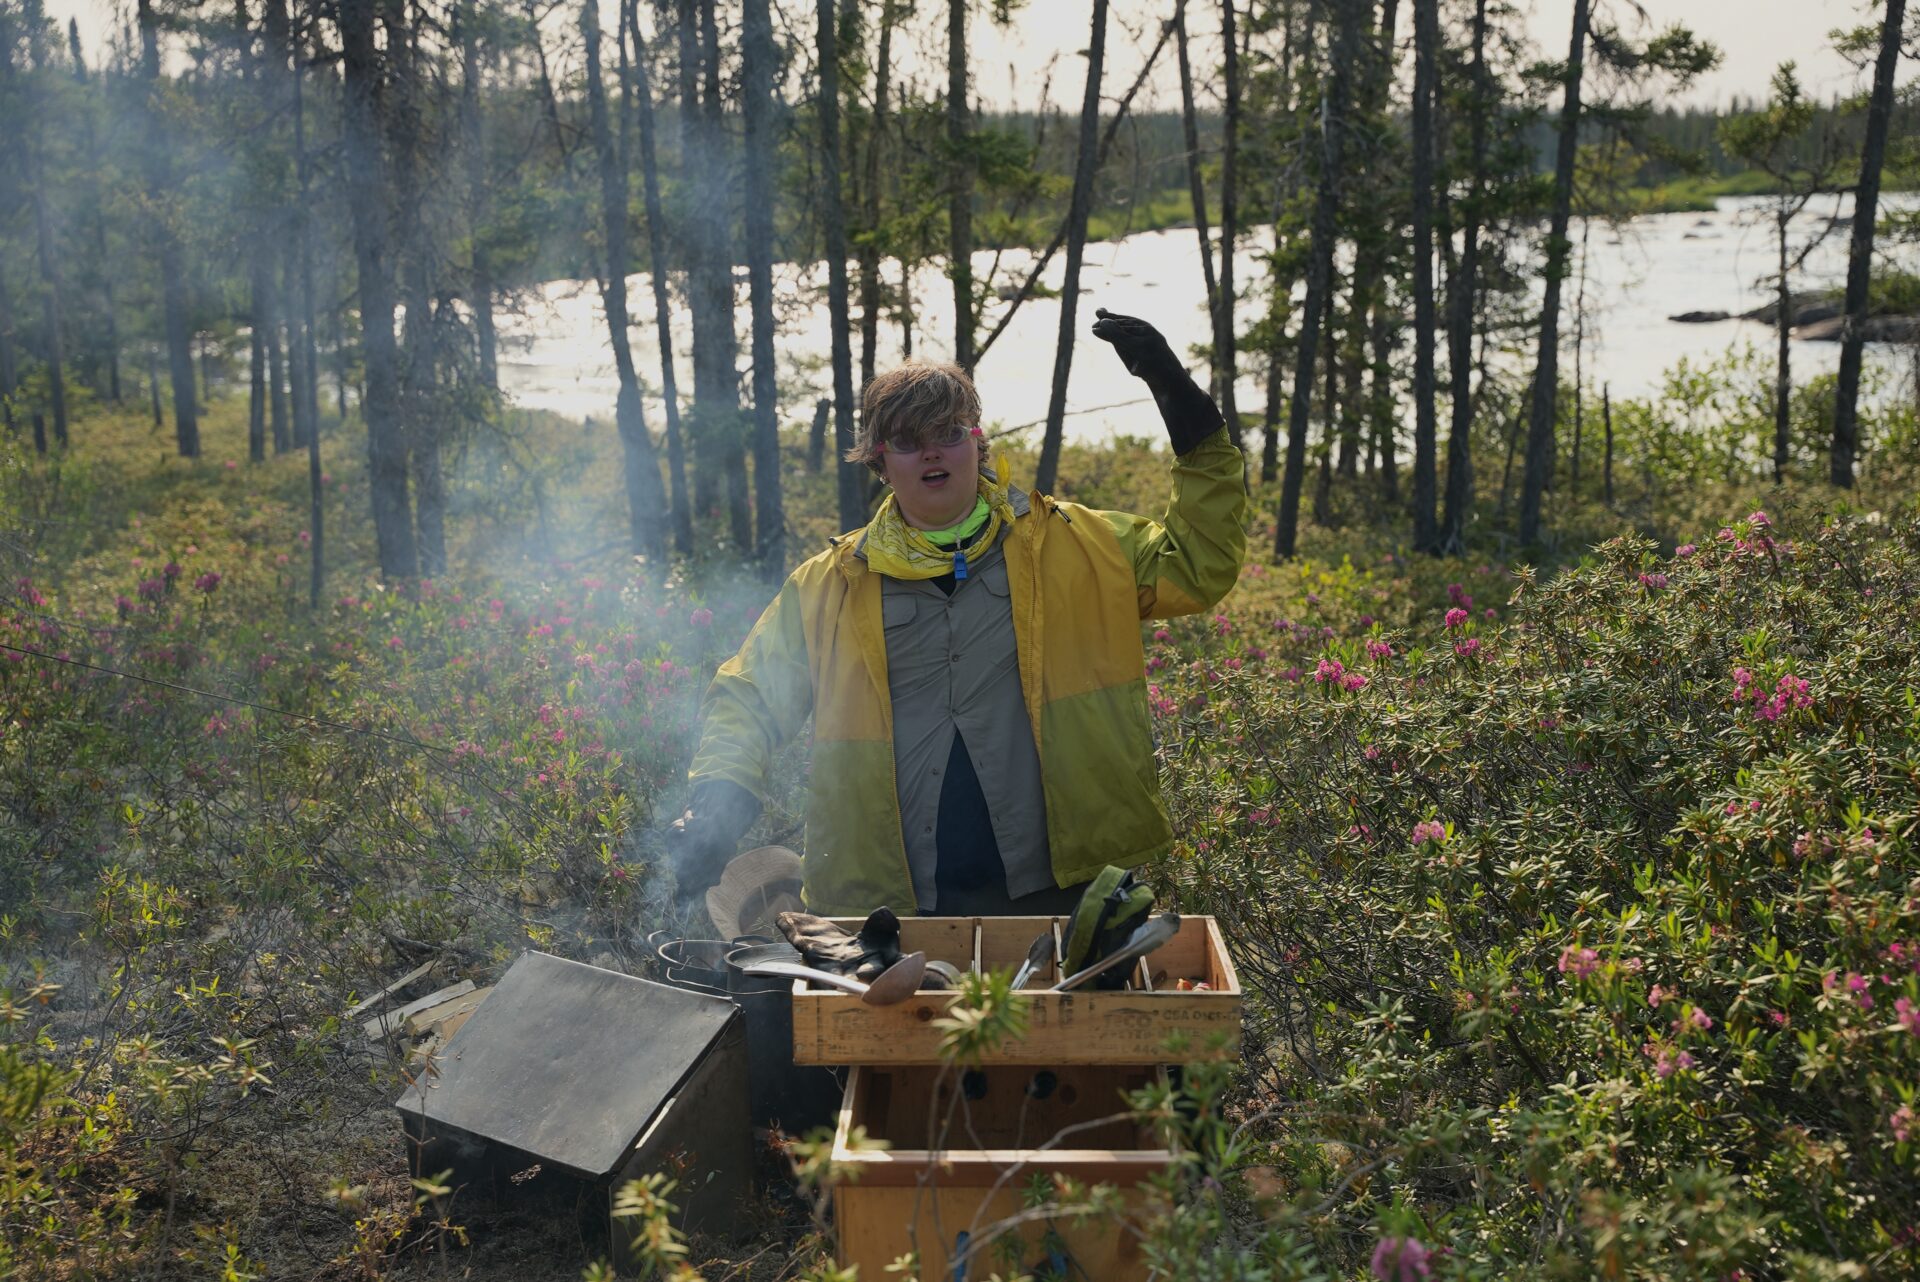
[847,361,989,476]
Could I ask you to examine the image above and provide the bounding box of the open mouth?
[920,470,951,486]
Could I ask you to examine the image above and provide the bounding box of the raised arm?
[1087,308,1248,617]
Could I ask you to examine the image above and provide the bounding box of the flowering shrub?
[1159,509,1920,1277]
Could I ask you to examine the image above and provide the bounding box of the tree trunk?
[383,0,444,577]
[283,253,312,448]
[743,0,783,573]
[1570,219,1588,493]
[681,0,742,537]
[71,41,121,405]
[139,0,199,457]
[1034,0,1109,494]
[148,350,164,428]
[1313,297,1338,527]
[1276,0,1360,560]
[625,0,693,553]
[699,0,752,550]
[1602,382,1614,506]
[1516,0,1589,547]
[858,1,897,394]
[1440,0,1487,554]
[249,273,268,462]
[0,265,17,434]
[1344,0,1400,488]
[1261,340,1281,483]
[30,166,69,449]
[339,0,418,580]
[1774,210,1793,480]
[1370,304,1398,500]
[1215,0,1241,446]
[583,1,669,562]
[1830,0,1904,487]
[268,284,292,453]
[1409,0,1439,551]
[947,0,975,369]
[1334,305,1361,478]
[1174,1,1219,392]
[459,1,498,393]
[819,0,863,531]
[286,0,322,439]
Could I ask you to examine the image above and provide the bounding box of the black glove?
[1092,307,1224,455]
[666,778,762,904]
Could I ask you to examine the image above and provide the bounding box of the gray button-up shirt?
[865,500,1051,910]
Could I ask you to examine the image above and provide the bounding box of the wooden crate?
[830,1062,1170,1281]
[791,915,1240,1066]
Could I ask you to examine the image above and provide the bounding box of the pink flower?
[1454,638,1482,658]
[1676,1007,1713,1033]
[1648,985,1671,1008]
[1214,614,1232,635]
[1411,819,1446,845]
[1370,1236,1432,1282]
[1342,672,1369,691]
[193,571,222,593]
[1364,745,1382,760]
[1314,657,1346,684]
[1638,572,1669,589]
[1674,543,1696,557]
[387,636,404,650]
[1894,996,1920,1037]
[1153,628,1171,642]
[1747,510,1772,528]
[1642,1041,1696,1079]
[1891,1105,1915,1144]
[1826,972,1876,1010]
[1444,607,1469,629]
[1558,946,1599,979]
[690,607,714,627]
[1366,640,1393,660]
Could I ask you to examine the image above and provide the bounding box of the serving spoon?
[743,950,928,1006]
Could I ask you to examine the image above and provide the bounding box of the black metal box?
[394,951,752,1272]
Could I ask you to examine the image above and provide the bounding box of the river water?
[496,193,1919,446]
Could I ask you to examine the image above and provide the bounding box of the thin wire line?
[0,640,454,757]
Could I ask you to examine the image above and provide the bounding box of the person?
[670,308,1246,917]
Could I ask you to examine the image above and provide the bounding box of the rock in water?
[1669,310,1731,324]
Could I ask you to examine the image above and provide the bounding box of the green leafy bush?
[1155,509,1920,1277]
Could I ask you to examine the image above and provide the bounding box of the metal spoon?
[743,951,928,1006]
[1052,914,1181,993]
[1009,931,1054,989]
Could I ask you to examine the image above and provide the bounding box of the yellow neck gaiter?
[862,466,1015,581]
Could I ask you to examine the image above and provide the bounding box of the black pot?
[725,942,843,1137]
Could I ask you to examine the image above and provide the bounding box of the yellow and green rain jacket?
[688,429,1247,914]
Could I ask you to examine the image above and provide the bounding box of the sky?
[47,0,1886,112]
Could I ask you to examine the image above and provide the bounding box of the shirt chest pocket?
[881,593,920,630]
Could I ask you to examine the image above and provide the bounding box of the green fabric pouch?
[1061,866,1156,991]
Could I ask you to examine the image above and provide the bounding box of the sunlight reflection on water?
[496,193,1918,445]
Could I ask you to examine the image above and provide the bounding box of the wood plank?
[363,979,475,1041]
[831,1065,1165,1278]
[798,916,1239,1064]
[834,1168,1155,1277]
[404,985,492,1037]
[344,958,437,1020]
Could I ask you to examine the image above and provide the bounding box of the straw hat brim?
[705,845,806,940]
